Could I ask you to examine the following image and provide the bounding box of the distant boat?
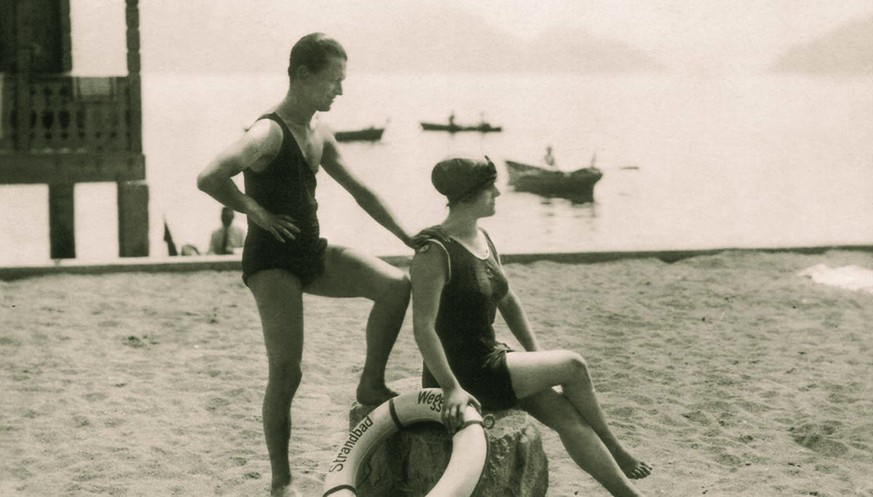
[334,126,385,142]
[420,121,502,133]
[505,157,603,203]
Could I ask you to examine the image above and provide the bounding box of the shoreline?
[2,243,872,281]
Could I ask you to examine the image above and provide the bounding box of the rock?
[347,380,549,497]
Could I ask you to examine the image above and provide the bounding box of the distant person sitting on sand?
[410,157,652,497]
[544,145,556,167]
[197,33,416,496]
[207,207,245,255]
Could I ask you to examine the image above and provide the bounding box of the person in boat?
[448,111,456,128]
[197,33,417,497]
[544,145,557,167]
[410,156,652,497]
[478,111,491,131]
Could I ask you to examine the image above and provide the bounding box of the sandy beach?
[2,249,872,496]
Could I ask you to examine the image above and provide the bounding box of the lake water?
[2,73,872,264]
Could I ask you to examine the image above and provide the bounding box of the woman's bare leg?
[519,388,645,497]
[248,269,305,493]
[507,350,652,479]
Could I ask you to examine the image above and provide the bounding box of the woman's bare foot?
[612,448,652,479]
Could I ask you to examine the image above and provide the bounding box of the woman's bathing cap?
[431,156,497,203]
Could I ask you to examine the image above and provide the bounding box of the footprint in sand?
[681,410,713,425]
[83,392,107,402]
[790,422,848,456]
[205,396,231,412]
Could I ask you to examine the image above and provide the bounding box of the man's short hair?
[288,33,347,79]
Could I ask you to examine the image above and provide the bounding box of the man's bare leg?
[306,245,410,404]
[248,269,306,493]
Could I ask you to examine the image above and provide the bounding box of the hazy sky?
[71,0,873,75]
[463,0,873,72]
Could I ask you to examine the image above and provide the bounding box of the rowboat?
[505,159,602,203]
[334,126,385,142]
[420,121,502,133]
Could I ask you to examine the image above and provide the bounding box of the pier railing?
[1,74,138,154]
[0,74,144,184]
[0,73,147,259]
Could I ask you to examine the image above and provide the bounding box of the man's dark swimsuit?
[419,226,518,411]
[242,113,328,286]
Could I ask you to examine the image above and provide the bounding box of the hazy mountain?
[521,27,664,74]
[140,4,662,74]
[769,14,873,74]
[345,7,663,74]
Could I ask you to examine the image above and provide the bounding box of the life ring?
[321,388,488,497]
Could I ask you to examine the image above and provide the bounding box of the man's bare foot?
[270,483,301,497]
[612,448,652,479]
[355,379,398,405]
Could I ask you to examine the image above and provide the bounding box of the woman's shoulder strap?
[479,228,501,264]
[413,225,452,282]
[414,225,451,244]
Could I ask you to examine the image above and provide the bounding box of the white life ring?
[321,388,488,497]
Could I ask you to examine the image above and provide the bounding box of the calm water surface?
[2,73,872,264]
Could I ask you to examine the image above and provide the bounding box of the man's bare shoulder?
[243,118,284,171]
[312,120,339,147]
[247,118,283,148]
[313,120,343,170]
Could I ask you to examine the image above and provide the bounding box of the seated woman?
[410,157,652,497]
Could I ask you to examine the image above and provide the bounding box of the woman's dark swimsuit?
[241,113,328,286]
[419,226,518,411]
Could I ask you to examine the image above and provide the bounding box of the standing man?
[197,33,415,496]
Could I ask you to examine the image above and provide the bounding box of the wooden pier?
[0,0,149,258]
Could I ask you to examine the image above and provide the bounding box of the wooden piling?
[48,182,75,259]
[117,180,149,257]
